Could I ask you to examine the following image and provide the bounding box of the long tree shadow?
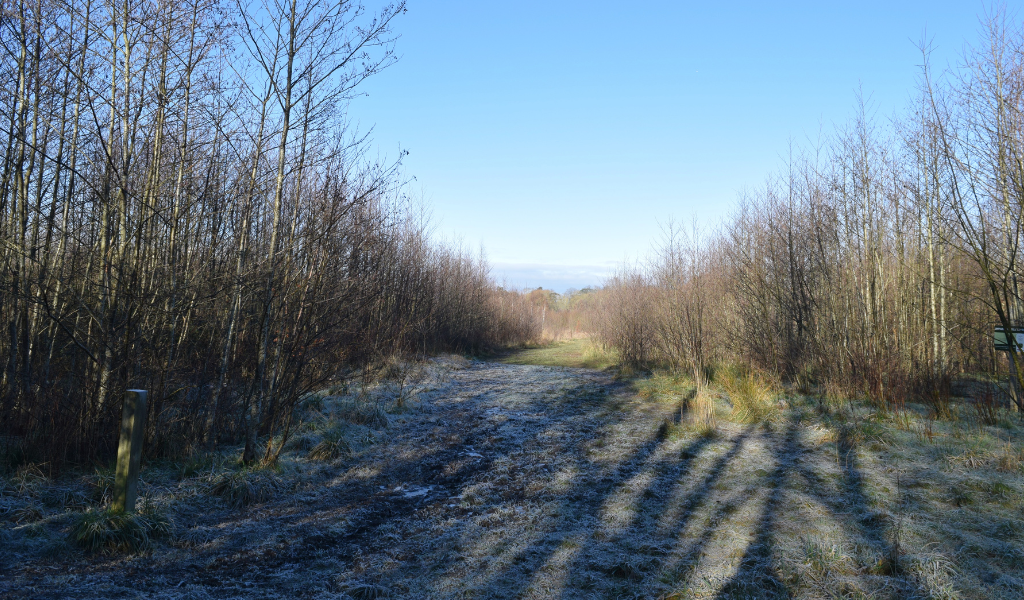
[834,421,891,554]
[711,417,802,599]
[32,364,905,600]
[463,385,679,597]
[646,427,761,591]
[558,427,754,599]
[456,377,757,598]
[705,410,896,598]
[447,379,808,599]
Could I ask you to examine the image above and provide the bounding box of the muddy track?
[3,361,637,600]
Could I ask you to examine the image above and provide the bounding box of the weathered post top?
[112,389,148,513]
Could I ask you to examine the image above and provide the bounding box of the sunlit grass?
[499,338,618,369]
[719,368,782,424]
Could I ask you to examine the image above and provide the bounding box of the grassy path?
[498,338,617,370]
[3,355,1024,599]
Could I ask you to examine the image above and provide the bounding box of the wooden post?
[112,390,148,513]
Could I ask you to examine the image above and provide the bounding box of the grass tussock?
[334,398,390,428]
[210,468,282,509]
[70,506,170,554]
[307,426,353,461]
[687,388,718,435]
[800,538,854,581]
[721,368,780,424]
[995,441,1024,473]
[10,463,48,495]
[290,388,396,462]
[12,504,43,524]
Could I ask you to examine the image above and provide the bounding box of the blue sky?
[348,1,1008,293]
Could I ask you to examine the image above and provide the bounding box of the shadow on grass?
[7,363,901,600]
[210,377,894,599]
[459,397,895,599]
[711,419,800,599]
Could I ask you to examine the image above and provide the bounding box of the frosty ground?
[2,355,1023,599]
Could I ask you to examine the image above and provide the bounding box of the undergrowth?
[210,467,283,509]
[307,425,353,461]
[688,388,718,435]
[70,505,170,554]
[720,368,781,424]
[0,356,461,565]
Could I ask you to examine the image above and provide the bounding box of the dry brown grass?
[996,441,1024,473]
[721,369,781,424]
[688,388,718,434]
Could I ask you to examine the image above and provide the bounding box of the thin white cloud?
[490,262,616,293]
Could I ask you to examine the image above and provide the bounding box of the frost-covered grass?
[70,505,171,554]
[2,358,1023,600]
[616,369,1024,599]
[0,356,463,565]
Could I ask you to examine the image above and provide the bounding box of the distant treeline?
[578,12,1024,414]
[0,0,539,468]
